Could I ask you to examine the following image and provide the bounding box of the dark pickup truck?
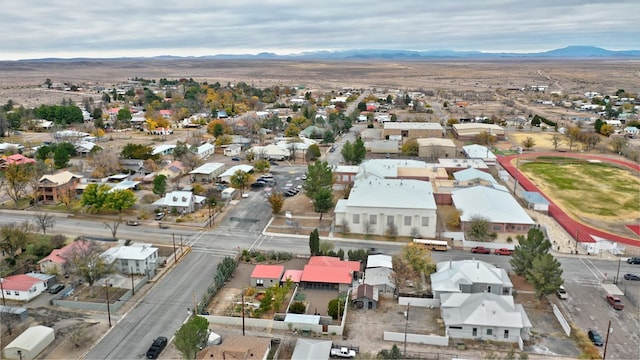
[146,337,168,359]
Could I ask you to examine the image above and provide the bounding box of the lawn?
[519,158,640,220]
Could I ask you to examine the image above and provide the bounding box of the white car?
[556,285,568,300]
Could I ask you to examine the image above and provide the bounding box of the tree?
[0,221,33,259]
[353,137,367,164]
[551,134,563,151]
[327,297,346,320]
[267,192,284,215]
[172,141,190,160]
[475,131,496,145]
[0,163,32,208]
[610,136,628,154]
[103,189,136,212]
[526,253,564,299]
[510,228,551,276]
[303,160,334,200]
[340,140,354,164]
[120,143,156,160]
[319,240,335,255]
[53,146,70,168]
[401,243,434,275]
[253,159,270,174]
[64,238,113,297]
[401,139,419,156]
[81,183,111,212]
[466,215,492,242]
[312,187,334,221]
[104,217,124,240]
[391,254,417,294]
[520,136,536,150]
[229,170,251,195]
[566,127,582,151]
[309,228,320,256]
[33,212,55,234]
[306,144,321,162]
[153,174,167,196]
[174,315,209,359]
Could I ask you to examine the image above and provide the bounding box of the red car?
[494,248,513,256]
[471,246,491,254]
[606,294,624,310]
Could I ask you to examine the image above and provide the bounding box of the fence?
[383,331,449,346]
[51,274,149,312]
[398,296,440,308]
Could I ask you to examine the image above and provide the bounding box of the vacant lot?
[519,158,640,224]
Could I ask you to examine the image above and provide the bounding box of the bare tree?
[103,216,123,240]
[63,238,113,297]
[33,212,56,234]
[391,254,417,295]
[551,134,563,151]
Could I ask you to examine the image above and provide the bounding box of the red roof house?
[0,274,47,302]
[281,269,304,284]
[301,256,361,291]
[250,264,284,287]
[0,154,36,168]
[38,240,89,276]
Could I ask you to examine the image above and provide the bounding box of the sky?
[1,0,639,60]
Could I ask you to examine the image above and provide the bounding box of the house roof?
[416,138,456,147]
[5,326,54,351]
[108,180,139,193]
[161,160,186,174]
[75,141,97,152]
[357,159,430,179]
[301,257,360,284]
[522,191,550,205]
[383,122,443,130]
[248,144,291,156]
[189,162,225,175]
[291,338,332,360]
[364,267,395,289]
[219,164,254,178]
[101,244,158,262]
[152,144,177,155]
[431,260,512,294]
[453,168,497,184]
[196,143,215,155]
[366,254,393,269]
[0,154,35,165]
[38,240,89,265]
[453,123,504,132]
[352,283,379,302]
[0,274,44,291]
[440,293,528,329]
[462,144,497,159]
[251,264,285,279]
[451,186,534,224]
[39,171,82,185]
[281,269,304,283]
[345,177,436,210]
[153,190,204,208]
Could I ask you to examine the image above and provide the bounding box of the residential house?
[0,143,25,154]
[151,144,176,157]
[54,130,90,142]
[189,163,225,183]
[462,144,497,166]
[247,144,291,160]
[196,335,271,360]
[38,240,89,276]
[440,292,531,342]
[157,160,186,180]
[0,274,48,302]
[299,125,325,139]
[196,143,215,159]
[301,256,361,292]
[430,260,513,299]
[0,154,35,169]
[382,122,443,139]
[366,254,393,269]
[223,144,242,157]
[452,123,505,141]
[101,243,159,276]
[417,138,457,159]
[218,164,254,183]
[250,264,285,287]
[291,338,332,360]
[281,269,304,285]
[363,254,395,294]
[119,159,145,174]
[74,141,98,157]
[451,186,535,235]
[351,284,379,310]
[37,171,82,204]
[334,176,437,238]
[152,190,205,214]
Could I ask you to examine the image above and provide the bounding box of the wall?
[52,275,148,312]
[398,297,440,308]
[552,304,571,336]
[383,331,449,346]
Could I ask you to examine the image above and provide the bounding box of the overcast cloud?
[1,0,638,60]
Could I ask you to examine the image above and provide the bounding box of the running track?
[498,152,640,247]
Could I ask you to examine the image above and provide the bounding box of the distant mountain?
[13,46,640,62]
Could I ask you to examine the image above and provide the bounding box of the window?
[504,330,509,339]
[487,328,493,336]
[256,279,264,286]
[404,216,411,226]
[493,225,502,231]
[472,328,477,336]
[369,215,377,225]
[14,291,19,295]
[449,326,463,330]
[5,290,10,296]
[421,216,429,227]
[387,216,394,226]
[352,214,360,224]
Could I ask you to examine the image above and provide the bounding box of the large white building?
[335,176,437,238]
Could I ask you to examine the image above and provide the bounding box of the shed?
[351,284,379,310]
[521,191,550,212]
[291,338,332,360]
[3,325,55,360]
[250,264,284,287]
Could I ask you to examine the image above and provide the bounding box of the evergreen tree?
[340,140,354,164]
[309,228,320,256]
[510,228,551,276]
[526,253,564,298]
[353,137,367,164]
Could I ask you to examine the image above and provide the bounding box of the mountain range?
[17,46,640,62]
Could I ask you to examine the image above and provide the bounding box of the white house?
[0,274,48,302]
[152,190,205,214]
[430,260,513,299]
[74,141,98,156]
[247,144,290,160]
[196,143,215,159]
[219,164,254,183]
[334,176,437,238]
[440,292,531,343]
[363,267,395,294]
[189,162,225,182]
[101,243,159,276]
[223,144,242,157]
[151,144,176,156]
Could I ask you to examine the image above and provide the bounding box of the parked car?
[154,212,165,221]
[261,173,273,178]
[126,220,140,226]
[301,174,307,180]
[627,257,640,264]
[494,248,513,256]
[588,330,604,346]
[269,160,278,166]
[146,336,168,359]
[251,182,265,188]
[48,284,65,294]
[231,157,241,161]
[623,273,640,281]
[606,294,624,310]
[330,347,356,358]
[471,246,491,254]
[556,285,568,300]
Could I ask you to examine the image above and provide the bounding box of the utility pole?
[615,258,621,284]
[131,270,135,296]
[602,320,612,360]
[241,288,246,336]
[172,233,177,262]
[105,280,112,327]
[404,303,410,357]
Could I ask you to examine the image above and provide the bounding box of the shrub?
[289,301,306,314]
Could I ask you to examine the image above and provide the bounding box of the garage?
[3,325,55,360]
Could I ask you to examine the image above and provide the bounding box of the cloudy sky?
[1,0,638,60]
